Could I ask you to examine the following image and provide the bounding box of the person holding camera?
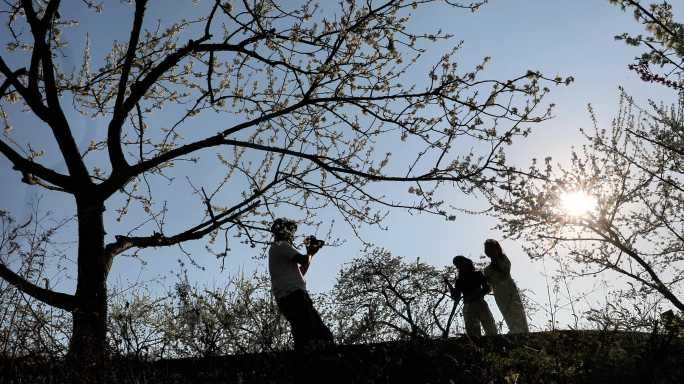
[445,255,498,337]
[268,218,334,350]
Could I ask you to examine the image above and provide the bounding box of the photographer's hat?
[271,217,297,240]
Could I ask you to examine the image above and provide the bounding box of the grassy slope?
[2,330,683,383]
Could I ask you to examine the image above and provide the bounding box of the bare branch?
[0,262,76,312]
[103,174,285,261]
[104,201,259,263]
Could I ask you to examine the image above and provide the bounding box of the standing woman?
[483,239,529,333]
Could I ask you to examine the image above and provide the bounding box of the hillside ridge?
[2,330,682,383]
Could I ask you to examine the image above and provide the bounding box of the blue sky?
[0,0,679,329]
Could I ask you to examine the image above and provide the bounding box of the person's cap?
[271,218,297,236]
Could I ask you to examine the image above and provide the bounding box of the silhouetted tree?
[108,270,290,359]
[490,1,684,315]
[491,97,684,314]
[333,248,461,341]
[0,0,564,381]
[0,208,71,358]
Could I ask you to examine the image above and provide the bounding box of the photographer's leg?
[300,291,334,348]
[277,290,310,350]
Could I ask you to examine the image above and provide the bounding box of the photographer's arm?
[295,246,320,276]
[295,253,311,275]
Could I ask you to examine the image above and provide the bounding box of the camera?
[304,235,325,249]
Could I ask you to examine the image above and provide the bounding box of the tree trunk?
[67,197,108,384]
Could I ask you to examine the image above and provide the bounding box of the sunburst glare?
[560,190,597,217]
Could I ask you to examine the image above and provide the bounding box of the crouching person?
[268,218,334,351]
[445,255,498,337]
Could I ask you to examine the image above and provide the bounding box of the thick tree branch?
[230,137,488,183]
[104,201,259,266]
[19,0,91,182]
[102,34,211,186]
[0,262,76,312]
[0,68,74,191]
[0,137,74,191]
[107,0,148,173]
[99,84,478,197]
[103,172,282,262]
[23,0,60,110]
[591,223,684,311]
[0,59,52,122]
[1,68,73,191]
[101,131,476,198]
[0,67,23,96]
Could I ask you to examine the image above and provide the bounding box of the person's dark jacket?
[450,270,491,303]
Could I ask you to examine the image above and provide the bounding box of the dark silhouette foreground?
[2,330,682,383]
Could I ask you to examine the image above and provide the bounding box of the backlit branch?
[103,175,284,260]
[0,262,76,312]
[104,201,260,267]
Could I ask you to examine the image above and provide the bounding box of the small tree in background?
[0,0,565,380]
[108,270,290,359]
[0,207,72,358]
[332,248,461,341]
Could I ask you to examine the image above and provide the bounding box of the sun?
[560,190,597,217]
